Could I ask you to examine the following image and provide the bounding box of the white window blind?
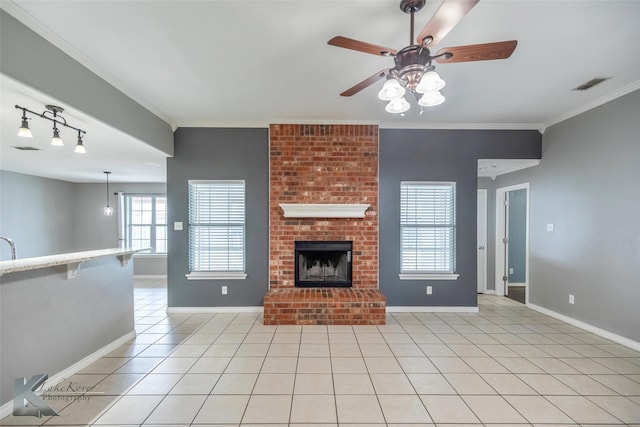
[401,181,456,274]
[188,181,245,272]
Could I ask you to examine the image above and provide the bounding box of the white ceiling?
[1,0,639,182]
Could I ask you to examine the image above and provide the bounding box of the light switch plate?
[546,223,554,232]
[174,221,183,231]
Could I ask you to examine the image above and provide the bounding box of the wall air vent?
[573,77,610,91]
[12,146,41,151]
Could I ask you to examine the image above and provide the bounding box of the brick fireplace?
[264,124,385,325]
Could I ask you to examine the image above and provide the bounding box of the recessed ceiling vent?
[12,146,41,151]
[573,77,610,91]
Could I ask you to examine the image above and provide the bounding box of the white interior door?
[477,189,487,293]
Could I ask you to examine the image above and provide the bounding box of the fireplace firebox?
[294,241,352,288]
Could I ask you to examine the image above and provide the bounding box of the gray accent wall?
[0,170,75,259]
[1,9,173,156]
[167,128,269,307]
[494,90,640,342]
[379,129,541,307]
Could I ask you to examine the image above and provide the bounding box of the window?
[187,180,246,279]
[124,194,167,254]
[400,181,458,280]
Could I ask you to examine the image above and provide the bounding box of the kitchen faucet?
[0,236,17,260]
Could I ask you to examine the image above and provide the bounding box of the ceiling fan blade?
[435,40,517,63]
[416,0,479,46]
[340,69,390,97]
[328,36,397,56]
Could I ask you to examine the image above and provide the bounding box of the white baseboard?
[387,306,479,313]
[134,275,166,280]
[0,330,136,419]
[528,303,640,352]
[167,306,263,314]
[481,290,496,295]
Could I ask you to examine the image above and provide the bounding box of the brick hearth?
[267,124,385,325]
[264,288,386,325]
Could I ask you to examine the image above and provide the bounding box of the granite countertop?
[0,248,141,275]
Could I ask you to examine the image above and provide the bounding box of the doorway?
[495,183,530,304]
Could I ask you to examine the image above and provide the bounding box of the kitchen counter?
[0,247,138,277]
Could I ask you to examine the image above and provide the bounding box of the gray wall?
[379,129,541,307]
[1,256,134,406]
[1,9,173,156]
[495,90,640,342]
[0,171,166,275]
[167,128,269,307]
[0,170,76,259]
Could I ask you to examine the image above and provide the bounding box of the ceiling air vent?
[12,146,41,151]
[573,77,610,91]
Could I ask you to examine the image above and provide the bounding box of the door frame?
[477,189,488,293]
[495,182,530,302]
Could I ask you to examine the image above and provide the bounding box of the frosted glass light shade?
[104,205,114,216]
[51,128,63,146]
[416,70,445,93]
[75,142,86,154]
[377,79,406,101]
[418,90,445,107]
[385,97,411,114]
[18,119,33,138]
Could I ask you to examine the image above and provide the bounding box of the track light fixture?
[15,104,87,153]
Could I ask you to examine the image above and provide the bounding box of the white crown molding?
[176,119,382,128]
[544,79,640,129]
[1,1,177,130]
[379,122,545,131]
[280,203,370,218]
[177,120,547,131]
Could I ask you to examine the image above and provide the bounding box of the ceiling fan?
[328,0,517,113]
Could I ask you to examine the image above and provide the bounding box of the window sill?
[399,273,460,281]
[133,253,167,259]
[186,272,247,280]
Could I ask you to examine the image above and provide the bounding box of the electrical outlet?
[222,286,228,295]
[426,286,433,295]
[174,221,183,231]
[509,267,514,274]
[546,223,554,232]
[569,294,574,304]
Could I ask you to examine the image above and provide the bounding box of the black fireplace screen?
[294,241,352,288]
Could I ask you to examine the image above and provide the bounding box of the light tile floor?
[3,280,640,426]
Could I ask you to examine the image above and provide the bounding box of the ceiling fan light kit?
[328,0,517,115]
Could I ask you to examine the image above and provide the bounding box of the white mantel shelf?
[279,203,370,218]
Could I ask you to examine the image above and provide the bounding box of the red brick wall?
[269,124,379,289]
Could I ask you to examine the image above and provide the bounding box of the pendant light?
[104,172,113,216]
